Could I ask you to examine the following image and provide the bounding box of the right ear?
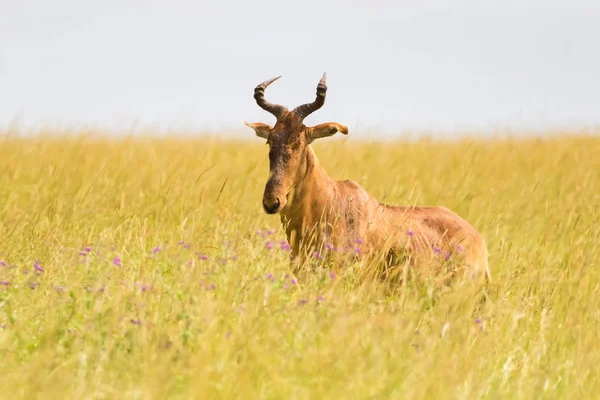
[244,121,271,139]
[306,122,348,143]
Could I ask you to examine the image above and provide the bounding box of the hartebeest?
[245,74,490,283]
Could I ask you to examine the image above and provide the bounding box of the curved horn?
[254,76,287,119]
[292,73,327,122]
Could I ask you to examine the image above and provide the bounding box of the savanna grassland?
[0,131,599,399]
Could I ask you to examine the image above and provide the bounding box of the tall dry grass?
[0,131,598,399]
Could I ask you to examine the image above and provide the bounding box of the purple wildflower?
[291,278,298,285]
[355,238,363,244]
[79,251,87,256]
[317,295,324,303]
[444,252,451,261]
[298,299,308,305]
[433,247,442,254]
[113,257,122,267]
[205,283,216,291]
[475,318,482,324]
[84,247,92,252]
[265,241,273,250]
[34,261,43,273]
[266,273,275,282]
[130,319,141,325]
[0,261,6,267]
[313,252,323,260]
[99,287,105,293]
[226,332,232,339]
[29,282,38,290]
[326,243,334,251]
[136,283,151,291]
[152,246,160,253]
[329,271,336,280]
[178,241,185,245]
[355,247,361,254]
[407,230,414,237]
[280,241,291,251]
[0,281,10,286]
[457,245,463,252]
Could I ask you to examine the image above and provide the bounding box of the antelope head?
[245,73,348,214]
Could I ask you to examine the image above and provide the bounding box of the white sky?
[1,0,599,136]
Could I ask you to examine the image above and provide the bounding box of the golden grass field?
[0,131,599,399]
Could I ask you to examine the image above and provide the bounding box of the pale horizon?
[2,1,599,138]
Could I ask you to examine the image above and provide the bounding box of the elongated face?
[259,114,307,214]
[244,74,349,214]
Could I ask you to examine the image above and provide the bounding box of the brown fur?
[245,75,490,283]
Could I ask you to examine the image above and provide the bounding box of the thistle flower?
[313,252,323,260]
[113,257,122,267]
[280,241,291,251]
[406,230,414,237]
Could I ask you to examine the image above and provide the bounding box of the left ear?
[244,121,272,139]
[306,122,349,143]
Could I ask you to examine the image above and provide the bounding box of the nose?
[263,197,281,214]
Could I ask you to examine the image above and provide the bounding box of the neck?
[280,145,334,224]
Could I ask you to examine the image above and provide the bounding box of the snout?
[262,196,282,214]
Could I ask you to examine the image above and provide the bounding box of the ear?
[306,122,349,143]
[244,121,272,139]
